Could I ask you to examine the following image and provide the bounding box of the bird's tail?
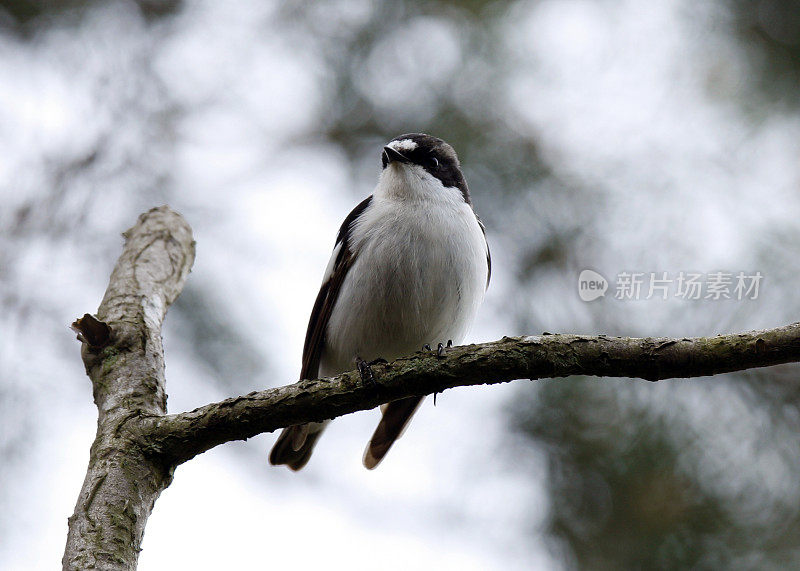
[363,396,424,470]
[269,421,329,471]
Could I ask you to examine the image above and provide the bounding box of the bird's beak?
[382,146,410,166]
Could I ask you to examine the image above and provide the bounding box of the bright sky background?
[1,1,799,569]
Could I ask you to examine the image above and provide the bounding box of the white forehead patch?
[388,139,418,152]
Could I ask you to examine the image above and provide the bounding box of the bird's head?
[378,133,471,205]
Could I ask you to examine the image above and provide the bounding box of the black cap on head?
[382,133,471,204]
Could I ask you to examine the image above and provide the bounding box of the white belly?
[320,196,487,376]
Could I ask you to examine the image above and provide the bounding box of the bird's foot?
[430,341,453,404]
[356,357,386,389]
[436,339,453,357]
[423,340,453,356]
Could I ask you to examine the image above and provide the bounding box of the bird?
[269,133,490,470]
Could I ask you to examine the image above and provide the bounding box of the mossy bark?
[139,324,800,466]
[64,205,800,569]
[63,206,195,571]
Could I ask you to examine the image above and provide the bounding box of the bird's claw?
[424,340,453,357]
[436,339,453,357]
[356,357,387,389]
[423,341,453,403]
[356,357,383,389]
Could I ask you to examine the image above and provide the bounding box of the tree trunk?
[63,206,800,569]
[63,206,194,570]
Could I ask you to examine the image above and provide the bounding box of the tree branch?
[63,206,195,571]
[138,322,800,466]
[66,205,800,569]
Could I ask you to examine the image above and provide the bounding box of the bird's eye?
[430,157,439,169]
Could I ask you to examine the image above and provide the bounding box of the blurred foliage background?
[1,0,800,569]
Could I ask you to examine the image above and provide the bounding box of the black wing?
[299,195,372,380]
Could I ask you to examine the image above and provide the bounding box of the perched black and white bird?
[269,133,490,470]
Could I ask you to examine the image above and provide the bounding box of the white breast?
[320,183,488,376]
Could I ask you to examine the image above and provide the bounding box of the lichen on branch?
[63,206,195,571]
[64,205,800,571]
[141,323,800,466]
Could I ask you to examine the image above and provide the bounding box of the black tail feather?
[270,424,325,471]
[363,396,424,469]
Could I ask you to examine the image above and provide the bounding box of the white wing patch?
[321,241,342,283]
[388,138,418,152]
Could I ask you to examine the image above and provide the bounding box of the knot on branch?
[70,313,111,349]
